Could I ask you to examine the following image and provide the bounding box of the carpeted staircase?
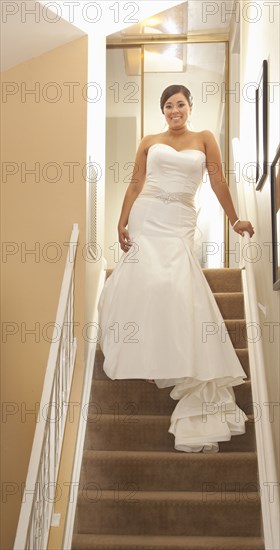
[71,268,265,550]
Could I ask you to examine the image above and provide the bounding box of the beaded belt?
[139,184,195,209]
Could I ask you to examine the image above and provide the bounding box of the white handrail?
[62,256,107,550]
[232,139,280,550]
[14,223,79,550]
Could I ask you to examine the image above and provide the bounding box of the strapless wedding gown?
[97,143,247,453]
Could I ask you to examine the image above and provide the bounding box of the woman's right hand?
[118,225,132,252]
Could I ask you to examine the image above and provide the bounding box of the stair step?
[90,379,254,416]
[203,268,242,293]
[72,534,265,550]
[93,348,251,380]
[73,268,263,549]
[80,450,258,492]
[222,320,248,348]
[213,292,244,319]
[84,414,256,453]
[105,268,243,293]
[75,490,261,537]
[236,348,249,375]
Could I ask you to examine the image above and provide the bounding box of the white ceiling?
[1,1,186,72]
[0,1,85,72]
[0,0,235,72]
[187,0,234,33]
[115,0,234,37]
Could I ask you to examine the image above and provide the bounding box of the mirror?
[105,7,228,270]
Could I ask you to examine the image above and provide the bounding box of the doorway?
[104,3,230,270]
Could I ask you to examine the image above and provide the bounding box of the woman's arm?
[203,130,254,237]
[117,136,150,251]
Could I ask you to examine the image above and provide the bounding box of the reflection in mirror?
[105,41,227,269]
[105,47,141,269]
[143,42,226,268]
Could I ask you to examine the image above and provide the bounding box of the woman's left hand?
[233,220,255,238]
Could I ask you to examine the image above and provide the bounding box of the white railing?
[232,139,280,550]
[14,223,79,550]
[62,256,107,550]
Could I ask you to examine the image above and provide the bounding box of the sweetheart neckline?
[148,143,206,156]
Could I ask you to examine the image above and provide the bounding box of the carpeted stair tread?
[235,348,249,374]
[219,319,248,348]
[72,533,265,549]
[80,449,258,491]
[90,379,253,415]
[213,292,244,318]
[77,488,261,501]
[93,347,251,379]
[72,269,262,549]
[76,490,261,537]
[105,267,243,293]
[85,413,256,452]
[203,268,242,293]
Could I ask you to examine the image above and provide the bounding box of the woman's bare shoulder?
[199,129,216,144]
[139,133,165,154]
[190,130,217,153]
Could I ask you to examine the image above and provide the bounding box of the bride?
[98,84,254,453]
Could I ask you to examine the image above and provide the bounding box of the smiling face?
[163,92,192,130]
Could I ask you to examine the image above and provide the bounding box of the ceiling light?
[164,20,179,34]
[144,17,160,26]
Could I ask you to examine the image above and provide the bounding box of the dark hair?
[160,84,193,113]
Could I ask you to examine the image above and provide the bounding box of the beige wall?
[240,0,280,473]
[1,36,88,549]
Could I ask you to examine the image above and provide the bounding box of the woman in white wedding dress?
[98,84,254,453]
